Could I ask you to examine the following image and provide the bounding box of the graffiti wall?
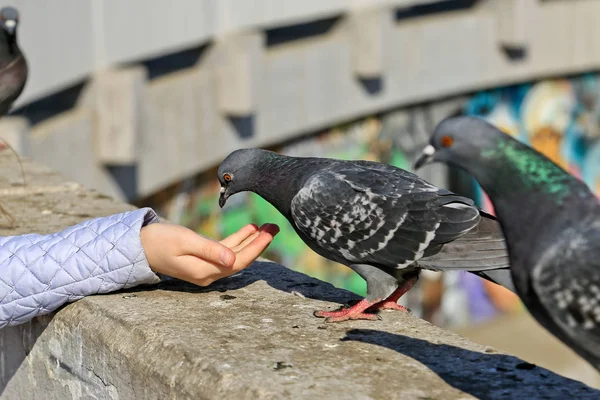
[147,72,600,328]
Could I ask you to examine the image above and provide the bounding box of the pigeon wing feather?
[290,164,482,269]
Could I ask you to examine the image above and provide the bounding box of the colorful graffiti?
[147,72,600,329]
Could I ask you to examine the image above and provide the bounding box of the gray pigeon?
[415,115,600,370]
[218,149,513,322]
[0,7,27,117]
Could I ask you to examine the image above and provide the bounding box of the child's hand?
[140,222,280,286]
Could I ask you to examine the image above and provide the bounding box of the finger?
[233,223,280,252]
[177,225,278,285]
[184,234,236,267]
[232,230,261,252]
[232,228,279,271]
[260,223,280,236]
[220,224,258,247]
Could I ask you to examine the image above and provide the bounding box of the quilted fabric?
[0,207,161,328]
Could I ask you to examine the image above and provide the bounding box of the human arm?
[0,207,279,328]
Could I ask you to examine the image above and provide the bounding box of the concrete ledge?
[1,152,599,399]
[4,263,600,399]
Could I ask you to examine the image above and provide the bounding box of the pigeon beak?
[414,145,436,170]
[219,186,229,208]
[3,20,16,36]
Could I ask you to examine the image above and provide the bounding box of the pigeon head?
[217,148,275,208]
[0,7,20,37]
[414,116,505,171]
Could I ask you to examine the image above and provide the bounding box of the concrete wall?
[2,0,596,202]
[9,0,444,107]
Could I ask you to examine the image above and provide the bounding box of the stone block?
[0,117,31,156]
[83,67,148,165]
[348,7,392,79]
[492,0,539,53]
[214,31,264,116]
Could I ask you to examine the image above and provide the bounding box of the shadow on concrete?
[357,77,384,96]
[266,17,340,48]
[341,328,600,399]
[501,45,528,62]
[136,44,210,81]
[395,0,478,21]
[11,82,86,126]
[227,115,255,140]
[130,261,360,306]
[105,164,138,203]
[0,317,50,396]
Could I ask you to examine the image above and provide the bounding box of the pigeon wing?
[532,222,600,359]
[419,213,510,270]
[290,165,481,269]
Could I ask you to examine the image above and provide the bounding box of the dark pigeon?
[0,7,27,117]
[218,148,514,322]
[415,115,600,370]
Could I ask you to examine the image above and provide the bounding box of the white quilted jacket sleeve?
[0,207,161,328]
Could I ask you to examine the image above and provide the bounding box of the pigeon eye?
[223,173,232,182]
[441,136,454,148]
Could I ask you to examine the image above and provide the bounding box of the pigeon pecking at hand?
[218,148,514,322]
[415,115,600,370]
[0,7,27,117]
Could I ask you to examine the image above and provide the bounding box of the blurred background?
[3,0,600,388]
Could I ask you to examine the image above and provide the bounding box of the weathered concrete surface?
[0,152,599,399]
[3,264,600,400]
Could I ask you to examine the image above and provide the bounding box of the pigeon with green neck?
[415,116,600,370]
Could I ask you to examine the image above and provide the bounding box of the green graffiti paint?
[222,207,254,236]
[390,150,408,169]
[197,195,216,215]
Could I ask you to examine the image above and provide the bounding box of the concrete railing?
[1,0,593,202]
[0,152,598,399]
[10,0,445,107]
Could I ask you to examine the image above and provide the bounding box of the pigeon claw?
[314,308,381,323]
[313,299,382,323]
